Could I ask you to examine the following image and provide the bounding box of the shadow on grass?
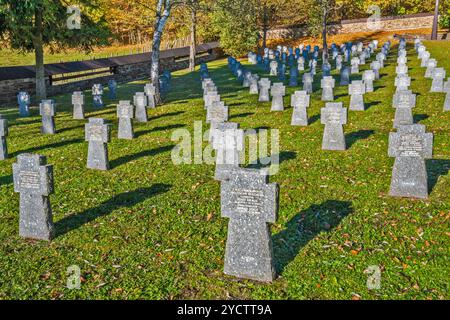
[57,124,85,134]
[148,111,185,121]
[365,101,381,110]
[229,112,254,120]
[55,184,172,237]
[413,114,429,123]
[11,118,42,127]
[346,129,375,149]
[308,114,320,125]
[11,138,83,157]
[0,174,13,186]
[110,144,174,169]
[246,151,297,169]
[135,124,185,138]
[426,159,450,193]
[273,200,353,274]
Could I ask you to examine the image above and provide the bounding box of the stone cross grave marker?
[336,55,343,71]
[322,62,331,77]
[291,91,310,126]
[397,56,407,65]
[393,91,416,128]
[249,75,259,95]
[351,57,360,74]
[39,100,56,134]
[117,101,134,140]
[133,92,148,122]
[392,90,416,108]
[289,67,298,87]
[243,71,253,87]
[431,68,446,92]
[349,81,366,111]
[444,79,450,111]
[396,64,408,76]
[371,61,381,80]
[108,80,117,100]
[297,57,305,71]
[212,122,245,181]
[221,167,279,282]
[12,154,54,241]
[420,51,430,67]
[258,78,271,102]
[0,115,8,160]
[395,75,411,93]
[321,102,347,150]
[377,53,386,68]
[17,92,30,117]
[92,84,104,108]
[205,91,220,110]
[302,73,313,94]
[270,61,278,76]
[321,76,335,101]
[340,67,350,86]
[72,91,85,120]
[388,124,433,199]
[144,83,156,109]
[425,59,437,78]
[363,70,375,92]
[207,101,229,124]
[270,83,286,111]
[85,118,111,170]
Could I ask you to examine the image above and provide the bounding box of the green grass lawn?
[0,40,449,300]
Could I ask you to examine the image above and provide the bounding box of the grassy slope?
[0,41,448,300]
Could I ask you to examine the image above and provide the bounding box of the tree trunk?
[151,29,162,105]
[322,9,329,62]
[151,0,171,105]
[34,5,46,101]
[262,6,268,49]
[432,0,440,40]
[189,8,197,72]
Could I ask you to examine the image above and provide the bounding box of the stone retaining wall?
[265,13,436,40]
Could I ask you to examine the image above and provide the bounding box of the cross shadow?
[148,111,185,121]
[86,109,116,118]
[135,124,185,138]
[345,129,375,149]
[12,118,42,127]
[426,159,450,193]
[308,114,320,125]
[246,151,297,169]
[365,101,381,110]
[11,138,83,157]
[413,114,429,123]
[57,124,85,134]
[55,184,172,237]
[110,144,174,169]
[229,112,254,119]
[373,85,386,92]
[0,174,13,186]
[335,93,348,99]
[273,200,353,274]
[228,102,245,107]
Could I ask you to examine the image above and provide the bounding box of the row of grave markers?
[4,70,174,242]
[201,65,277,282]
[204,38,447,282]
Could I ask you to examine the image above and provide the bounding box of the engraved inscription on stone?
[18,171,40,190]
[232,188,265,215]
[398,134,423,157]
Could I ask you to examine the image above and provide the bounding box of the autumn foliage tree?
[0,0,110,101]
